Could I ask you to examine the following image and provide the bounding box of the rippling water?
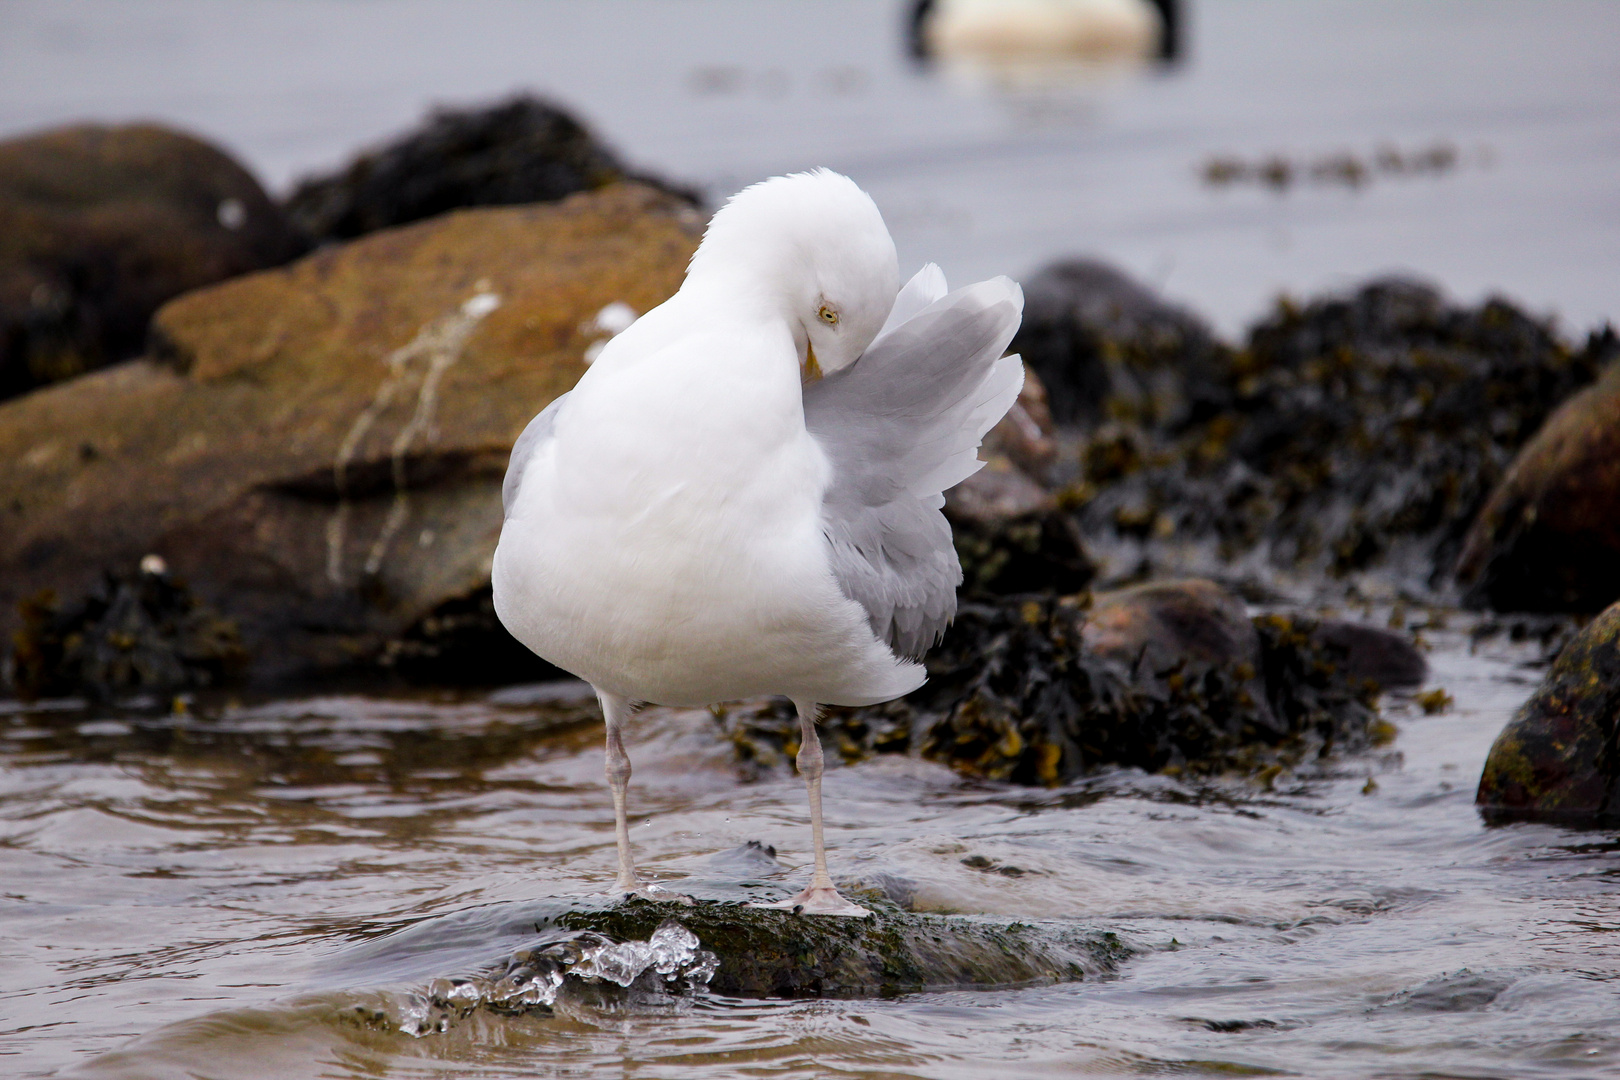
[4,621,1618,1078]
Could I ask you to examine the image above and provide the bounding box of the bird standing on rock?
[493,169,1024,916]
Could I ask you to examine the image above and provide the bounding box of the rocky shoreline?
[2,102,1618,828]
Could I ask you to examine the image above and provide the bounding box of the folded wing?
[805,267,1024,659]
[501,391,570,519]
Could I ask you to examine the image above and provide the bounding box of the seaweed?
[9,562,245,701]
[719,594,1380,786]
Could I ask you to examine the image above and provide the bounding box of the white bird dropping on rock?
[493,169,1024,916]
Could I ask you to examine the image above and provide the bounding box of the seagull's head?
[687,169,900,378]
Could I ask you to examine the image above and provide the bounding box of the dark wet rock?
[284,95,699,245]
[1083,579,1258,668]
[1476,600,1620,827]
[1082,578,1276,728]
[946,471,1096,597]
[1065,277,1613,589]
[558,897,1128,997]
[0,184,701,689]
[0,122,304,401]
[1456,355,1620,613]
[8,560,245,701]
[721,587,1382,785]
[1311,620,1427,690]
[377,584,567,685]
[1012,258,1227,429]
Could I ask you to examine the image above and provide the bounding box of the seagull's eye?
[818,305,839,326]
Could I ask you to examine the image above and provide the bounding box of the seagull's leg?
[597,688,692,905]
[750,700,871,917]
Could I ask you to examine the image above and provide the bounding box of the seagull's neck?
[676,270,809,362]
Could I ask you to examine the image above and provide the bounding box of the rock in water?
[1456,352,1620,613]
[556,899,1127,997]
[1476,600,1620,827]
[721,582,1388,785]
[0,123,304,401]
[0,184,700,686]
[284,95,696,244]
[10,562,245,701]
[1012,258,1226,429]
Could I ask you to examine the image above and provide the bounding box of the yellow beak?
[802,341,824,384]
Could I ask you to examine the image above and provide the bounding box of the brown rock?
[1082,578,1257,670]
[1456,361,1620,613]
[1311,620,1427,690]
[0,183,700,684]
[1083,577,1277,732]
[1476,600,1620,827]
[981,362,1057,476]
[0,123,305,400]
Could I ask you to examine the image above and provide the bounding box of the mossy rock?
[1476,601,1620,826]
[1060,276,1615,587]
[556,898,1129,998]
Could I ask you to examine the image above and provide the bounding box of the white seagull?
[493,170,1023,916]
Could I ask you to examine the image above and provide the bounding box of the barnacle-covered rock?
[1476,600,1620,826]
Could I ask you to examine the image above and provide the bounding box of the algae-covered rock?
[284,95,697,245]
[721,585,1382,785]
[1456,356,1620,613]
[0,122,304,401]
[1476,601,1620,826]
[1067,277,1614,588]
[10,560,245,701]
[557,898,1128,997]
[0,183,700,687]
[1012,258,1227,429]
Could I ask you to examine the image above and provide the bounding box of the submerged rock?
[0,183,700,687]
[1456,354,1620,613]
[1476,600,1620,827]
[0,123,304,401]
[284,95,698,245]
[722,583,1387,785]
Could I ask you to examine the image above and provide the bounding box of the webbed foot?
[748,882,871,918]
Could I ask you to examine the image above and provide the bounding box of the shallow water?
[4,622,1619,1079]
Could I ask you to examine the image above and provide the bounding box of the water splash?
[394,921,716,1037]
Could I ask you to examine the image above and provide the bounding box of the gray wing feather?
[805,275,1024,659]
[502,392,570,519]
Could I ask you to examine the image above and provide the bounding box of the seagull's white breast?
[493,305,922,708]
